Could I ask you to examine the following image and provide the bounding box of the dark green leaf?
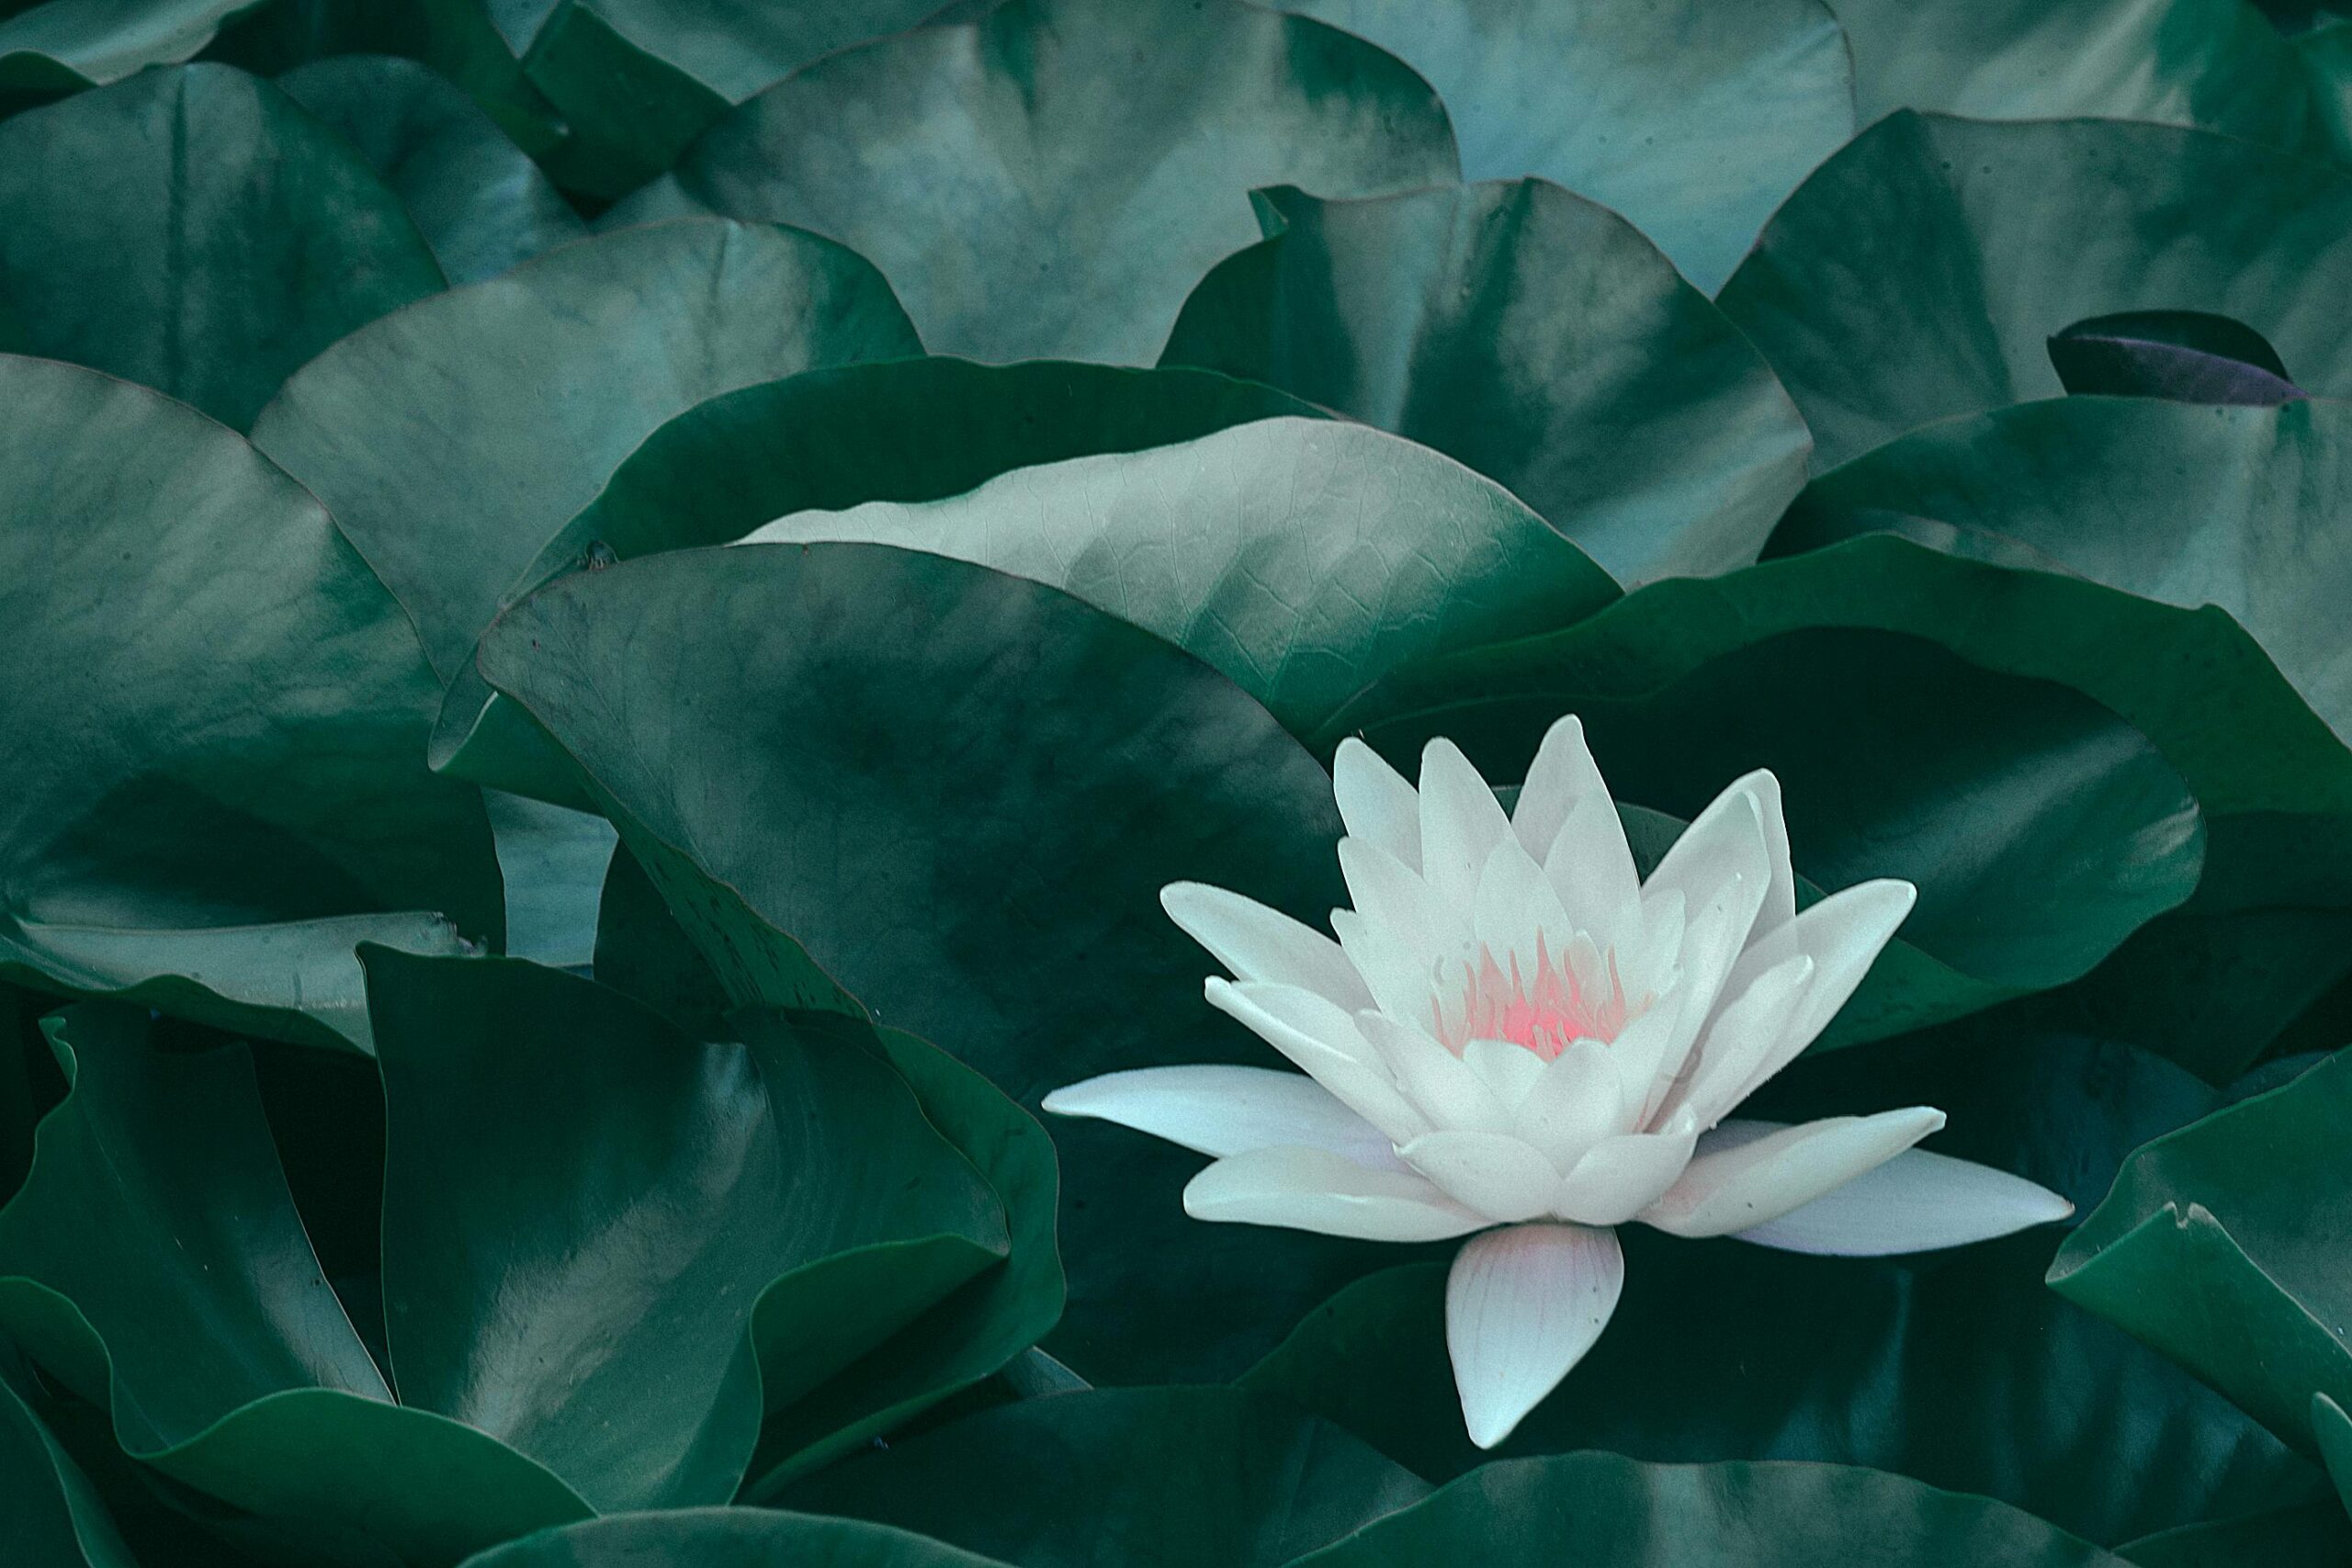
[1262,0,1852,292]
[250,216,921,682]
[0,1349,139,1568]
[1159,180,1811,582]
[484,793,614,970]
[457,1508,1017,1568]
[1289,1453,2126,1567]
[0,355,501,1052]
[779,1387,1430,1568]
[507,0,943,197]
[477,543,1412,1383]
[611,0,1458,363]
[1335,616,2204,1048]
[740,417,1619,739]
[1718,113,2352,466]
[0,62,445,429]
[442,357,1330,795]
[2051,1050,2352,1456]
[363,948,1010,1512]
[0,1,270,92]
[1824,0,2311,149]
[2120,1499,2352,1568]
[0,1005,594,1566]
[277,52,585,285]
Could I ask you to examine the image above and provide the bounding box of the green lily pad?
[504,0,944,197]
[2120,1499,2352,1568]
[277,52,585,285]
[1336,615,2204,1047]
[0,1349,138,1568]
[0,955,1041,1561]
[478,543,1419,1384]
[1825,0,2311,149]
[249,216,920,682]
[364,948,1010,1513]
[1262,0,1853,292]
[610,0,1459,363]
[1778,398,2352,746]
[0,62,445,429]
[2045,311,2304,404]
[740,417,1619,739]
[2319,1393,2352,1513]
[485,793,615,970]
[2050,1049,2352,1457]
[1246,1031,2317,1547]
[0,355,501,1050]
[0,1004,592,1566]
[1288,1453,2124,1566]
[440,357,1329,798]
[0,0,268,92]
[779,1387,1430,1568]
[1159,180,1811,583]
[1717,112,2352,467]
[458,1508,1017,1567]
[2301,19,2352,162]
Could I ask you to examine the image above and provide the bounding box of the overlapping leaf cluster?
[3,0,2351,1562]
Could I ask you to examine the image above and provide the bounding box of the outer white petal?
[1446,1223,1624,1450]
[1512,1038,1627,1168]
[1334,738,1422,872]
[1160,883,1371,1010]
[1639,1110,1945,1238]
[1552,1113,1700,1225]
[1358,1010,1511,1134]
[1510,715,1605,857]
[1658,953,1815,1130]
[1733,769,1797,935]
[1706,880,1918,1120]
[1417,739,1514,915]
[1543,793,1642,951]
[1731,1144,2074,1256]
[1642,780,1771,943]
[1206,979,1427,1145]
[1398,1130,1560,1223]
[1041,1066,1403,1170]
[1184,1146,1486,1242]
[1331,908,1435,1030]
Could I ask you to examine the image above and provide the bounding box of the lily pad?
[505,0,944,197]
[0,62,445,429]
[778,1387,1430,1568]
[440,358,1329,795]
[1263,0,1853,292]
[458,1508,1017,1567]
[609,0,1459,363]
[1159,180,1811,583]
[0,0,268,92]
[1335,618,2204,1048]
[0,355,501,1050]
[1717,112,2352,467]
[1778,398,2352,746]
[478,543,1419,1384]
[0,1349,137,1568]
[2050,1049,2352,1457]
[249,216,921,682]
[1825,0,2311,149]
[1289,1453,2126,1567]
[277,52,585,285]
[2120,1499,2352,1568]
[740,417,1620,739]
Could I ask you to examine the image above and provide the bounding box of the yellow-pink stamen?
[1432,931,1628,1060]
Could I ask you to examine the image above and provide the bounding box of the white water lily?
[1045,716,2073,1449]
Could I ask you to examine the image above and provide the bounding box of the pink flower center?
[1433,932,1628,1061]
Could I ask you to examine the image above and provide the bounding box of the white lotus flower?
[1045,716,2073,1449]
